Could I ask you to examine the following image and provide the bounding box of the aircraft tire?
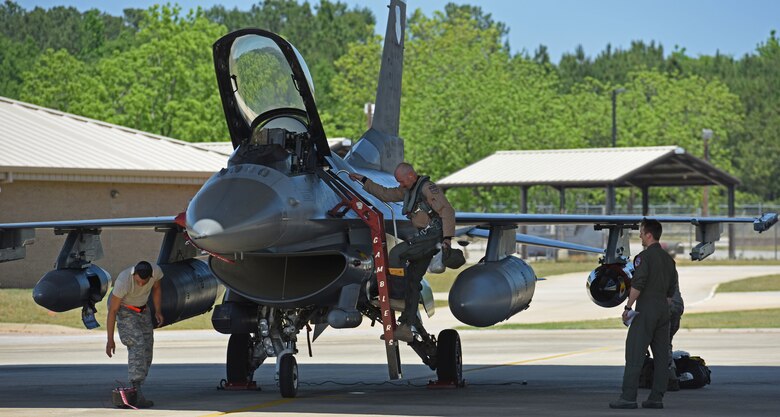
[279,354,299,398]
[435,329,463,384]
[226,333,253,382]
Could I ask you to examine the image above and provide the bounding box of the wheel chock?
[427,379,466,389]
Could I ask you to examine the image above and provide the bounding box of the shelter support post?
[641,186,649,216]
[728,184,735,259]
[557,187,566,260]
[606,185,615,215]
[520,186,528,258]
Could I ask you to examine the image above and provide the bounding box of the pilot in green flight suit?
[610,219,679,410]
[349,162,456,342]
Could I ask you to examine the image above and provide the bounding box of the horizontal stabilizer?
[465,228,603,254]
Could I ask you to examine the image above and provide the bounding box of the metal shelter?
[438,146,742,258]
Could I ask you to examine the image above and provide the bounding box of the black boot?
[132,382,154,408]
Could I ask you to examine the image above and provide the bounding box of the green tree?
[20,5,229,142]
[19,49,96,113]
[204,0,374,112]
[0,34,37,98]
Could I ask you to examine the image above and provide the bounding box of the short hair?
[394,162,416,177]
[641,219,663,241]
[134,261,153,280]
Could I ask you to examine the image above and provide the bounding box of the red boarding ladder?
[325,171,402,380]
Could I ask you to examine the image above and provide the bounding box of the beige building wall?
[0,180,203,288]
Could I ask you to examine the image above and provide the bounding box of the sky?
[14,0,780,62]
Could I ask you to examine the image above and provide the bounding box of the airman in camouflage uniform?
[611,219,679,410]
[106,261,164,408]
[350,163,455,342]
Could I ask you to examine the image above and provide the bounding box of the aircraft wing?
[0,216,178,230]
[454,211,778,262]
[0,216,179,264]
[455,212,778,231]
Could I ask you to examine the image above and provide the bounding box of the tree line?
[1,1,777,210]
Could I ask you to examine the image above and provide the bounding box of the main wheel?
[226,333,253,383]
[279,354,299,398]
[435,329,463,384]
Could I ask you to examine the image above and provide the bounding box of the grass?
[0,288,218,331]
[4,258,779,331]
[676,259,780,267]
[425,260,594,293]
[716,274,780,293]
[426,259,780,293]
[457,308,780,330]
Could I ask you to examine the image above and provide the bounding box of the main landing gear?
[431,329,464,388]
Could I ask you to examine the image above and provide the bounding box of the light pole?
[611,88,626,147]
[702,128,713,216]
[607,88,626,214]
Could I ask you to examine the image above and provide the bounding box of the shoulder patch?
[427,183,440,194]
[634,256,642,268]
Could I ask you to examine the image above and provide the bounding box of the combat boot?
[379,323,415,343]
[393,323,414,342]
[609,398,637,409]
[667,377,680,392]
[132,382,154,408]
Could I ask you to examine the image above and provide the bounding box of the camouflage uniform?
[117,307,154,385]
[363,176,455,326]
[111,265,163,390]
[621,242,679,402]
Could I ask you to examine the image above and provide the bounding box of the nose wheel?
[278,354,299,398]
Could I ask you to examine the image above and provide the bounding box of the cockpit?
[213,29,330,173]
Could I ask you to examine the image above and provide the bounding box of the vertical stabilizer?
[346,0,406,174]
[373,0,406,137]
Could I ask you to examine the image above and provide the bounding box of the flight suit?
[621,242,679,402]
[363,176,455,326]
[668,284,684,385]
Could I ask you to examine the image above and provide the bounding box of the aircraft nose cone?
[186,172,286,253]
[189,218,224,239]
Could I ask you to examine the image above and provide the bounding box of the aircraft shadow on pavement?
[0,363,778,416]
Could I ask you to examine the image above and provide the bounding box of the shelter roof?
[438,146,740,189]
[0,96,229,184]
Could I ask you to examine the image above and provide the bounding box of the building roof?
[438,146,740,189]
[0,96,228,185]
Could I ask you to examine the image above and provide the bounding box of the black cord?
[298,380,529,387]
[299,380,429,387]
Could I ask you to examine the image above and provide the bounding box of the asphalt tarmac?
[1,265,779,416]
[1,328,780,416]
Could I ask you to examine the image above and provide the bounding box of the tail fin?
[345,0,406,174]
[372,0,406,137]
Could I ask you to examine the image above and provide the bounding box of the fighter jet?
[0,0,777,398]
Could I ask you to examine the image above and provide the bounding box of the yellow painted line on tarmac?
[198,398,296,417]
[199,392,347,417]
[201,345,620,415]
[462,345,620,375]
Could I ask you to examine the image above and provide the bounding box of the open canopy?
[212,29,330,163]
